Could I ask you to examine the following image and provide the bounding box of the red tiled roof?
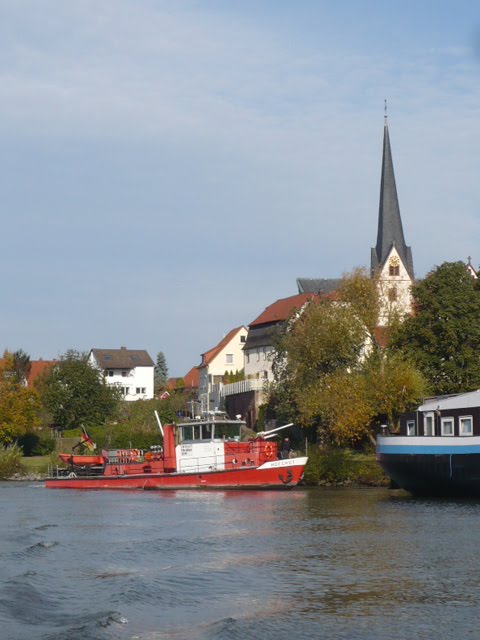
[166,377,180,390]
[200,326,246,367]
[183,366,199,388]
[26,360,58,386]
[249,294,318,327]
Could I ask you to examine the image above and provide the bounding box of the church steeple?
[371,113,414,280]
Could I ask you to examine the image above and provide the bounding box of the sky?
[1,1,480,376]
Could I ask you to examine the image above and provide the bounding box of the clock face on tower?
[389,256,400,267]
[388,255,400,276]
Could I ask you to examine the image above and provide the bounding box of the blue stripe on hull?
[377,444,480,455]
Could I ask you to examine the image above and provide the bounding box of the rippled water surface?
[1,483,480,639]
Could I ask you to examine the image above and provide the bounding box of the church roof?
[371,119,414,280]
[296,278,340,295]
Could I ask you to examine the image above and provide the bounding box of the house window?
[424,413,434,436]
[135,387,146,394]
[256,350,260,362]
[406,420,416,436]
[263,348,267,361]
[226,354,233,365]
[460,416,473,437]
[388,286,398,302]
[441,417,454,436]
[240,335,246,343]
[246,352,250,364]
[122,371,128,377]
[105,370,113,377]
[122,387,129,396]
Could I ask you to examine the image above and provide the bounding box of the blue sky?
[1,1,479,376]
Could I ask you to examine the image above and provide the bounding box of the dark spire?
[371,115,414,279]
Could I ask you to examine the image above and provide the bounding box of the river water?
[1,483,480,639]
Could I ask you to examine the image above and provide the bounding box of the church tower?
[371,112,414,325]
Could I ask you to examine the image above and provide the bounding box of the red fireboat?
[46,414,308,490]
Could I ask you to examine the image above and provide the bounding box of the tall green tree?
[12,349,31,385]
[154,351,169,393]
[391,261,480,395]
[37,350,121,430]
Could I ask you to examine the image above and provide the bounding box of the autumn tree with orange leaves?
[0,351,42,445]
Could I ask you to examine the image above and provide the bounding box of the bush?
[0,443,24,479]
[303,446,389,486]
[18,431,56,456]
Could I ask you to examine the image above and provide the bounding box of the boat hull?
[377,435,480,497]
[45,457,308,491]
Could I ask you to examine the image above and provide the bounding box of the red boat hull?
[45,458,307,490]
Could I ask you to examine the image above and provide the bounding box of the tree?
[391,262,480,395]
[12,349,31,385]
[267,270,426,444]
[37,350,121,430]
[269,292,368,427]
[154,351,169,393]
[0,351,42,445]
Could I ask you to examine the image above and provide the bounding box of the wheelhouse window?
[202,423,213,440]
[424,412,434,436]
[214,423,241,441]
[406,420,416,436]
[460,416,473,437]
[441,417,454,436]
[180,424,213,442]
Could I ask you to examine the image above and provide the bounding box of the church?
[297,114,414,326]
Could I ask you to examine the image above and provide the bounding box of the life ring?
[264,443,273,458]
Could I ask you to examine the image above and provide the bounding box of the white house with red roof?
[220,294,318,427]
[198,326,248,413]
[243,293,318,383]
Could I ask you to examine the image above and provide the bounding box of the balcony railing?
[220,379,266,397]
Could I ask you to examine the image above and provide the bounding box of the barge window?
[406,420,416,436]
[460,416,473,437]
[424,413,434,436]
[441,417,454,436]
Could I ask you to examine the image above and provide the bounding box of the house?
[197,326,248,413]
[222,294,318,428]
[243,293,319,382]
[88,347,154,401]
[25,360,58,387]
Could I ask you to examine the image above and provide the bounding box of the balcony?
[220,379,266,397]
